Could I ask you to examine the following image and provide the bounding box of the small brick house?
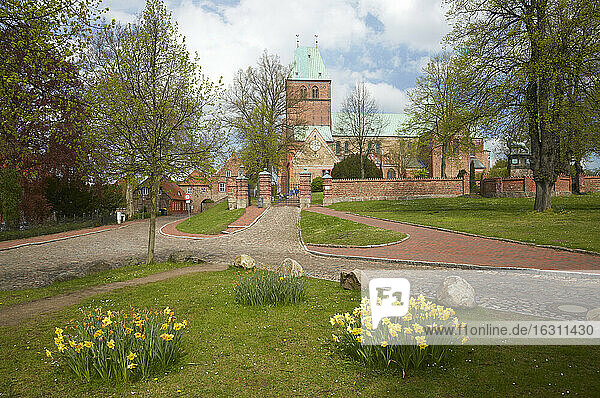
[132,180,187,215]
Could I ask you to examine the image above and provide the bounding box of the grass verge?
[330,194,600,253]
[0,220,107,242]
[0,269,598,396]
[0,261,198,307]
[311,191,323,205]
[176,201,244,235]
[301,210,407,246]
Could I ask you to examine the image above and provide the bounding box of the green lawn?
[311,191,323,205]
[176,201,244,235]
[0,261,198,307]
[330,194,600,253]
[0,220,106,242]
[301,210,407,246]
[1,269,598,397]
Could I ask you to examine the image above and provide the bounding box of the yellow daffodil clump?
[329,295,467,373]
[48,306,188,382]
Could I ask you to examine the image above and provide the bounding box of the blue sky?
[102,0,599,168]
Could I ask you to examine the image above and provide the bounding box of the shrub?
[311,176,323,192]
[48,306,187,382]
[233,269,306,305]
[412,168,429,178]
[329,295,466,373]
[331,154,383,179]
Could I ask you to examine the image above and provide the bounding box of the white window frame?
[226,170,231,177]
[186,187,193,194]
[219,182,226,192]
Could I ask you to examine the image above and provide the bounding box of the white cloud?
[101,0,444,114]
[329,68,411,113]
[359,0,450,51]
[170,0,367,85]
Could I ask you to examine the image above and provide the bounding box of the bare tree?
[337,82,388,178]
[386,139,420,178]
[225,51,305,179]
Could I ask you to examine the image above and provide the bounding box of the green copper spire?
[290,46,330,80]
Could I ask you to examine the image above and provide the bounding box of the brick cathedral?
[278,42,490,192]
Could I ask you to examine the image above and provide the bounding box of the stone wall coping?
[331,177,464,182]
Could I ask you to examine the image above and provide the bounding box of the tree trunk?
[126,181,134,217]
[573,159,583,194]
[534,179,552,212]
[441,144,447,178]
[360,153,365,179]
[147,180,159,264]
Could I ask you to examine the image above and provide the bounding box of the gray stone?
[277,258,303,277]
[586,308,600,321]
[233,254,256,269]
[86,260,112,275]
[168,250,202,263]
[340,270,361,290]
[436,276,477,308]
[53,272,78,283]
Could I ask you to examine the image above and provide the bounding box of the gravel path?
[1,206,600,320]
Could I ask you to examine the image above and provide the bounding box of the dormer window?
[312,86,319,99]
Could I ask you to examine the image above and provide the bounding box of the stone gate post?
[258,168,272,208]
[299,169,311,209]
[227,175,237,209]
[322,173,332,206]
[236,168,249,209]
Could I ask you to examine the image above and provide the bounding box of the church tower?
[286,39,331,129]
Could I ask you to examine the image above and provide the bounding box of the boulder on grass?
[340,270,362,290]
[436,276,477,308]
[233,254,256,269]
[277,258,303,277]
[587,308,600,321]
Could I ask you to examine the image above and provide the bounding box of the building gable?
[291,127,338,167]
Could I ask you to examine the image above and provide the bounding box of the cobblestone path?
[1,207,599,320]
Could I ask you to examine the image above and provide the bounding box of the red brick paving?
[0,219,145,251]
[160,206,265,237]
[305,207,600,272]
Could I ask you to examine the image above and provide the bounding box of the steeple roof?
[290,46,329,80]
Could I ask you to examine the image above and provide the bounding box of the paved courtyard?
[1,206,599,320]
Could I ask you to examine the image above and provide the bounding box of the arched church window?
[300,86,307,98]
[312,86,319,99]
[387,169,396,179]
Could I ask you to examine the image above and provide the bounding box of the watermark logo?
[369,277,410,329]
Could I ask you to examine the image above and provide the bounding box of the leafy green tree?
[311,176,323,192]
[402,53,500,178]
[331,154,383,179]
[488,159,509,178]
[0,168,21,227]
[0,0,101,169]
[446,0,600,210]
[86,0,226,263]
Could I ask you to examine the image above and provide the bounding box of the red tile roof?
[161,180,186,201]
[180,170,210,186]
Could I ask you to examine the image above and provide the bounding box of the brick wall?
[481,176,572,197]
[322,175,469,205]
[581,176,600,193]
[286,80,331,126]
